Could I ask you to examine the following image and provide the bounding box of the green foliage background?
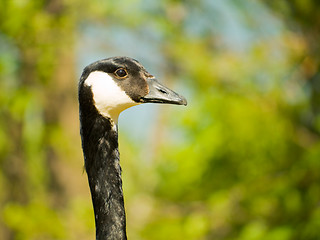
[0,0,320,239]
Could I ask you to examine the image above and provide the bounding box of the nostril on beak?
[157,87,168,95]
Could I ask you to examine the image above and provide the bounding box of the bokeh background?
[1,0,320,239]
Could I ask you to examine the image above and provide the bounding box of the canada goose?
[78,56,187,240]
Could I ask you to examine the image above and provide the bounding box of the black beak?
[141,78,187,106]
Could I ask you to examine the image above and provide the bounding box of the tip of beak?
[180,96,188,106]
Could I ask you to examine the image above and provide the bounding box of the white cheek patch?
[84,71,139,123]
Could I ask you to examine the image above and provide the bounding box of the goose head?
[79,56,187,123]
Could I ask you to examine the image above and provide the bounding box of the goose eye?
[114,68,128,79]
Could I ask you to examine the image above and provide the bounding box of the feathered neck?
[79,85,127,240]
